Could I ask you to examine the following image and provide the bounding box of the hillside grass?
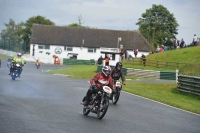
[122,46,200,76]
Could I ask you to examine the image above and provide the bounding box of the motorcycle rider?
[111,62,126,85]
[9,53,24,78]
[82,66,113,105]
[35,59,40,68]
[110,62,126,99]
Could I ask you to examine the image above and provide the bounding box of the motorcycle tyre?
[97,98,109,119]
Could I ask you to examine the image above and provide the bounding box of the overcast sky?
[0,0,199,44]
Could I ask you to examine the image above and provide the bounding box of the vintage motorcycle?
[35,62,40,69]
[10,63,21,80]
[111,80,122,104]
[82,86,112,119]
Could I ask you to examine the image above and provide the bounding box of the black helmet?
[116,62,122,68]
[102,66,111,77]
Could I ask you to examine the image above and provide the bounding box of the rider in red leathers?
[82,66,113,105]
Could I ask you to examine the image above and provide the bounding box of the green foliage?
[136,4,179,48]
[0,19,24,48]
[22,15,55,50]
[65,23,90,28]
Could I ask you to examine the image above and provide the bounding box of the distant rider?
[35,59,40,67]
[9,53,24,78]
[82,66,113,105]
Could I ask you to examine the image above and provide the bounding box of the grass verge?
[124,82,200,114]
[0,54,13,61]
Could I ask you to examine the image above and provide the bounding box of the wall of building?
[30,44,121,66]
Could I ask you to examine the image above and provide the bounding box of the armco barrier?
[160,72,176,80]
[177,75,200,96]
[97,66,176,80]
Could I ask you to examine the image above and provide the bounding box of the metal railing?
[0,39,26,54]
[177,75,200,96]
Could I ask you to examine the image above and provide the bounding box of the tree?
[0,19,24,51]
[136,4,179,48]
[22,15,55,50]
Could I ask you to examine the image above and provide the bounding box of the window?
[88,48,96,53]
[45,45,50,49]
[38,45,50,49]
[38,45,44,49]
[64,46,73,51]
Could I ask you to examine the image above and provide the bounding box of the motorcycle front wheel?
[112,89,120,105]
[97,97,109,119]
[83,106,90,116]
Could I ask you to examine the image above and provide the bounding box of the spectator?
[156,45,160,52]
[180,38,185,48]
[97,55,103,65]
[162,45,167,51]
[134,48,138,58]
[104,55,110,66]
[149,49,154,54]
[173,39,177,49]
[141,54,146,66]
[159,46,163,52]
[193,34,198,46]
[119,49,125,60]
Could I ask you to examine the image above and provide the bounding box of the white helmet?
[17,53,22,57]
[102,66,111,77]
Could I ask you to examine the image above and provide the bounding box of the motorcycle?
[35,62,40,69]
[82,86,112,119]
[111,80,122,104]
[10,63,21,80]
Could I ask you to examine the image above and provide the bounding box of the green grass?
[49,65,97,79]
[124,82,200,114]
[123,46,200,76]
[0,54,13,61]
[146,46,200,63]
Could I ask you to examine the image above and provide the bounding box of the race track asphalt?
[0,62,200,133]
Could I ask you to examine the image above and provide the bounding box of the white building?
[30,24,151,65]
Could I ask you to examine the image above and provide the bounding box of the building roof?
[31,24,151,52]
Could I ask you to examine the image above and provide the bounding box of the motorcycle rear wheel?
[11,71,18,80]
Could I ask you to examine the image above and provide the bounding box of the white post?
[176,69,179,83]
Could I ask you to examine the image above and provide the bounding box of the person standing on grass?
[97,55,103,65]
[141,54,146,66]
[193,34,198,46]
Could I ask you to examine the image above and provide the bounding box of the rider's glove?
[91,85,96,89]
[122,82,126,85]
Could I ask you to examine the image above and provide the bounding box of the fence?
[123,58,200,76]
[124,58,190,69]
[177,75,200,96]
[0,38,26,54]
